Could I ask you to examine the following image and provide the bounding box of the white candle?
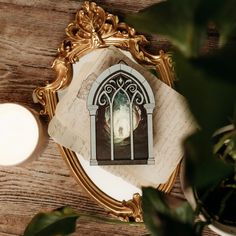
[0,103,41,166]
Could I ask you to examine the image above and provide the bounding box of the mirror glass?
[57,49,148,201]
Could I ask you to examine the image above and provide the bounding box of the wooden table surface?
[0,1,218,235]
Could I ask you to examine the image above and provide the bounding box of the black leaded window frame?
[87,64,155,165]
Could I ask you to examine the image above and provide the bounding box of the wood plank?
[0,0,163,13]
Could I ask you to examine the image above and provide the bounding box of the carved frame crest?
[33,1,177,222]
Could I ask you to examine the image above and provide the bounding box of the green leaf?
[126,0,204,57]
[23,207,79,236]
[213,130,236,156]
[233,104,236,126]
[174,50,236,134]
[174,202,195,224]
[184,131,234,188]
[212,0,236,46]
[173,45,236,188]
[142,187,168,235]
[142,187,199,236]
[189,45,236,85]
[193,0,236,44]
[194,221,210,235]
[127,0,236,57]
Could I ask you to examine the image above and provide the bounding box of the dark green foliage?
[184,131,234,188]
[234,105,236,126]
[126,0,202,57]
[127,0,236,234]
[127,0,236,58]
[23,207,142,236]
[174,49,236,133]
[142,187,204,236]
[174,49,236,188]
[23,207,79,236]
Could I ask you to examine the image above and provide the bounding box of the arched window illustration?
[87,64,155,165]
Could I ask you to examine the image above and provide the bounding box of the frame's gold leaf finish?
[34,1,177,222]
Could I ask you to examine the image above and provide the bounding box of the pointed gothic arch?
[87,64,155,165]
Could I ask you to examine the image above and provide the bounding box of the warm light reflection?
[105,103,141,143]
[113,105,140,140]
[113,105,130,139]
[0,103,39,166]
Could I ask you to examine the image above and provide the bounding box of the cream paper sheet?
[48,46,196,188]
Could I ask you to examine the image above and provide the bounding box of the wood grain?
[0,1,218,235]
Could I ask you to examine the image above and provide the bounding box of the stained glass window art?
[87,64,155,165]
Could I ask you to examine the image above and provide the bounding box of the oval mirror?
[33,1,190,222]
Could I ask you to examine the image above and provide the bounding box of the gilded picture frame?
[33,1,177,222]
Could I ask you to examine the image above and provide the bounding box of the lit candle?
[0,103,43,166]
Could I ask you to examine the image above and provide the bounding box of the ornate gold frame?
[33,1,177,222]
